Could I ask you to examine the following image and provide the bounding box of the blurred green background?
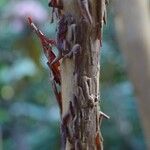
[0,0,147,150]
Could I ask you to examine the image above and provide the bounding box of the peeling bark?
[30,0,109,149]
[29,0,109,147]
[60,0,108,149]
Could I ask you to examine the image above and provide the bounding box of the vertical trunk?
[113,0,150,149]
[61,33,102,149]
[61,0,107,149]
[31,0,108,149]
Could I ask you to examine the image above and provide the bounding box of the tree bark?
[113,0,150,149]
[60,0,107,149]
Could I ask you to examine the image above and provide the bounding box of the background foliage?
[0,0,146,149]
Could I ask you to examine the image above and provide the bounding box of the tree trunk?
[60,0,108,149]
[113,0,150,149]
